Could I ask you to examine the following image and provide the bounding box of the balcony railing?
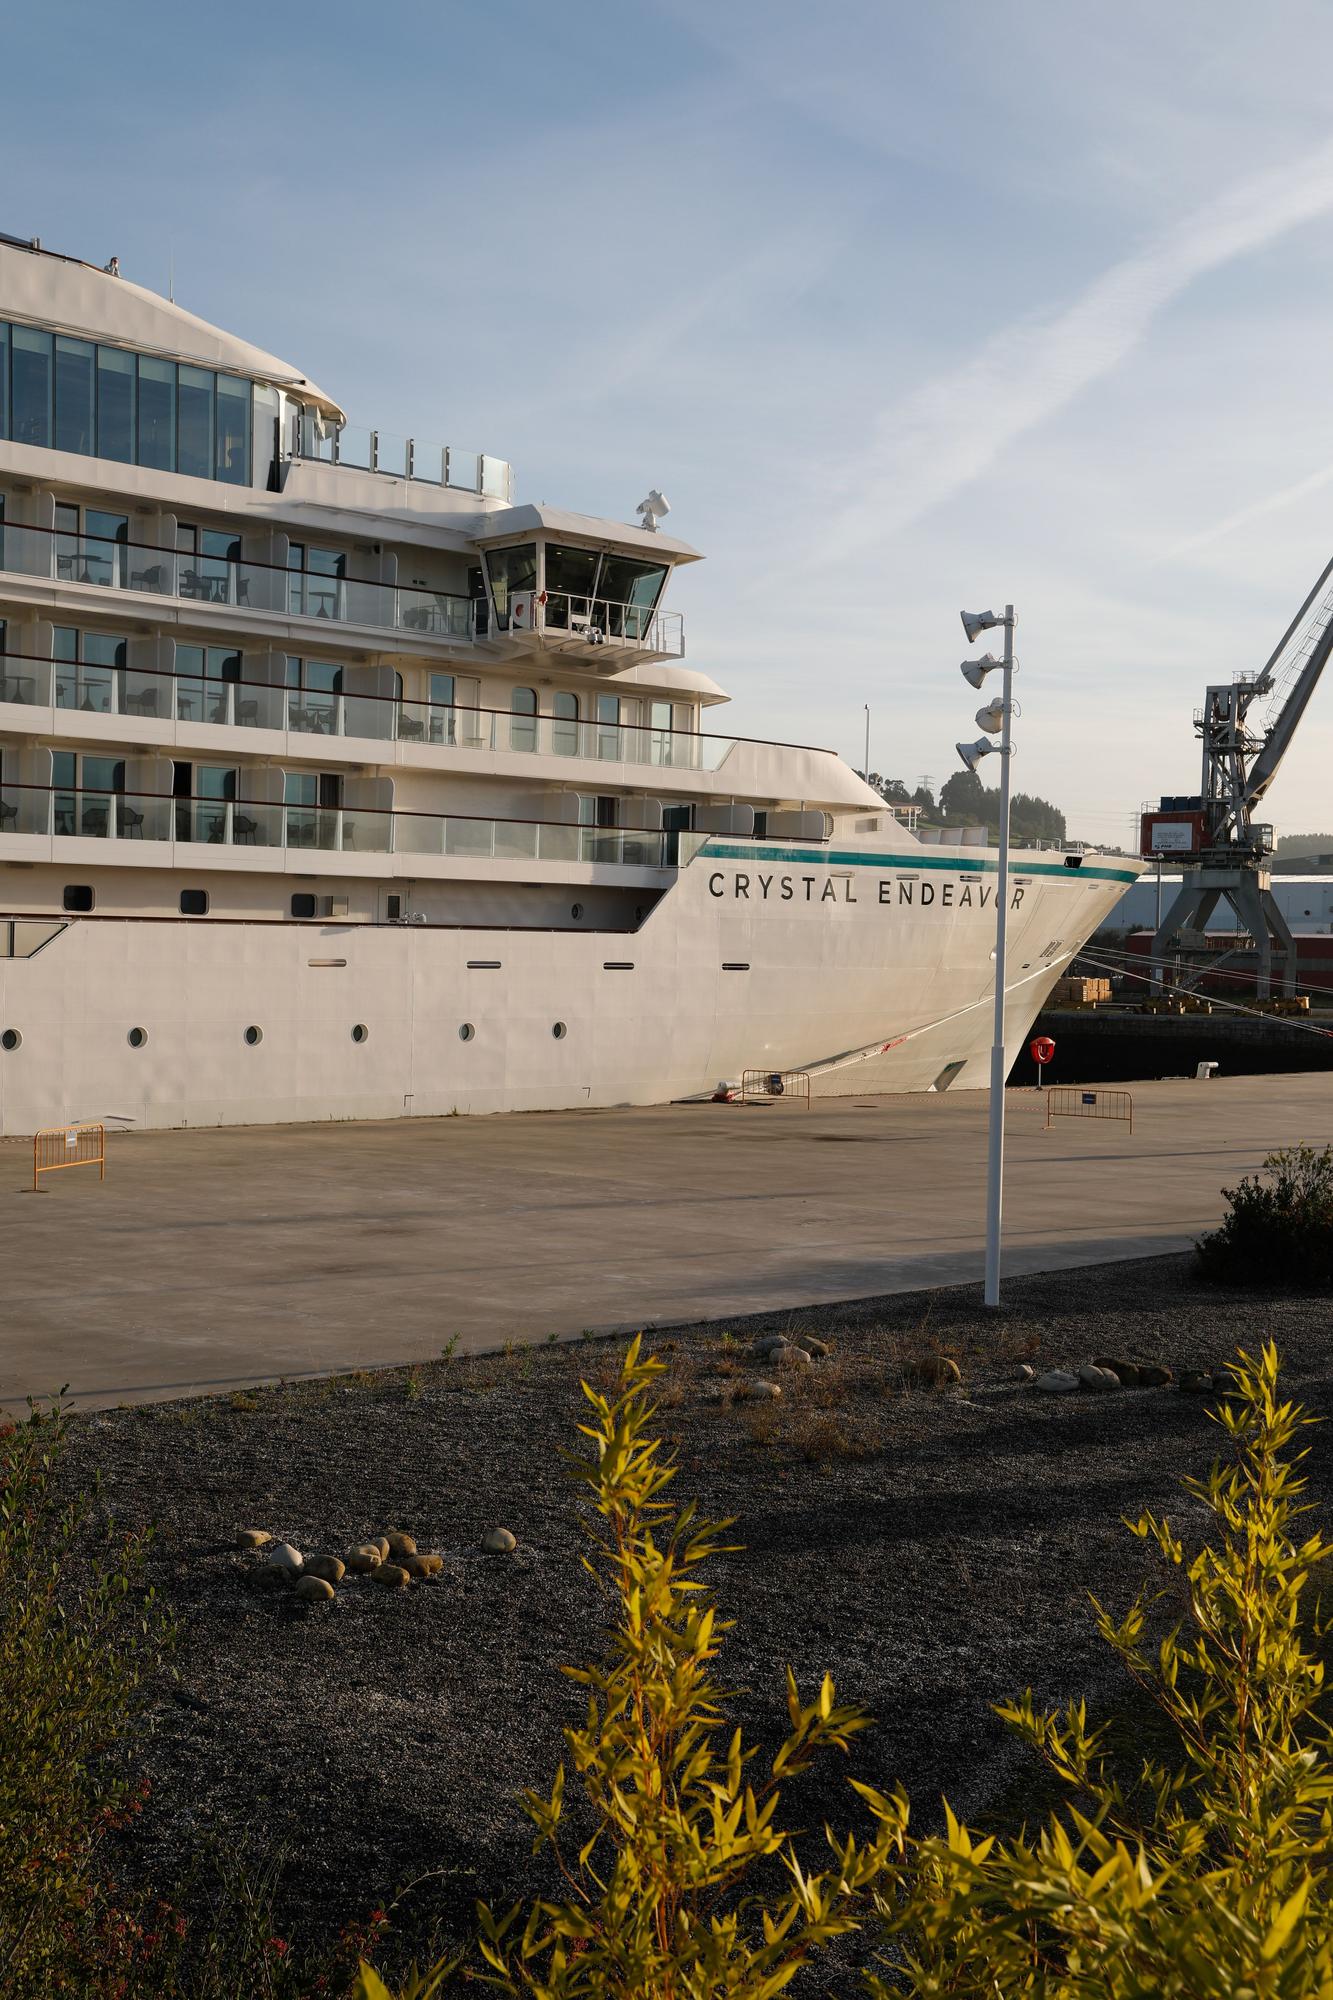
[293,410,513,502]
[0,780,671,866]
[0,518,474,641]
[0,648,835,771]
[0,523,685,656]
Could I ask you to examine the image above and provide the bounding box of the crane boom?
[1246,608,1333,803]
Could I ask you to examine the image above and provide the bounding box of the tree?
[939,770,986,822]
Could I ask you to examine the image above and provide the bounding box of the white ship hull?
[0,838,1138,1134]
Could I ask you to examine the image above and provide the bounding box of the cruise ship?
[0,233,1141,1135]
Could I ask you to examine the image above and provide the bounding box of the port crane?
[1145,550,1333,996]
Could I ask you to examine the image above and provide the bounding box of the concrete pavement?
[5,1071,1329,1410]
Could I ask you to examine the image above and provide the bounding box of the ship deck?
[5,1069,1329,1412]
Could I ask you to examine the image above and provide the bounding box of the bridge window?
[485,543,536,631]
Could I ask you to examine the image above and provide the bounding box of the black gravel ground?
[60,1251,1332,1978]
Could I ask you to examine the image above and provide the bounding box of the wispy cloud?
[1162,461,1333,562]
[798,133,1333,573]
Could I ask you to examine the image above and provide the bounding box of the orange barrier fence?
[32,1121,106,1192]
[740,1068,811,1108]
[1044,1087,1133,1134]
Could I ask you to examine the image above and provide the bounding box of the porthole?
[243,1025,263,1046]
[552,1021,567,1039]
[1,1027,20,1052]
[127,1026,148,1049]
[351,1023,369,1043]
[180,888,209,916]
[291,893,317,919]
[570,902,583,920]
[63,884,94,913]
[459,1022,475,1042]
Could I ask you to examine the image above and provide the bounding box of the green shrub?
[1197,1141,1333,1287]
[868,1341,1333,1995]
[0,1401,169,1995]
[357,1335,905,1999]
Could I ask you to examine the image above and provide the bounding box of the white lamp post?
[955,605,1016,1309]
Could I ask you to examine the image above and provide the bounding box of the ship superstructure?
[0,235,1142,1133]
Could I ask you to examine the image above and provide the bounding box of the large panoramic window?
[137,355,175,470]
[95,345,135,462]
[1,320,256,484]
[10,326,52,447]
[54,337,95,455]
[544,544,600,630]
[177,365,215,480]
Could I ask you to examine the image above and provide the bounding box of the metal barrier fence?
[1044,1087,1133,1134]
[32,1121,106,1192]
[740,1069,812,1109]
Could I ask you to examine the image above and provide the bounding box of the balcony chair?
[233,814,259,845]
[120,806,145,838]
[0,801,17,831]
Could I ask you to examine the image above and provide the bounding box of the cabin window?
[509,686,538,752]
[291,893,318,919]
[552,690,579,756]
[177,365,216,480]
[62,884,94,912]
[52,626,127,715]
[179,888,209,915]
[287,543,347,619]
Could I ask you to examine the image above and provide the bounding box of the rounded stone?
[347,1547,382,1572]
[1078,1364,1118,1392]
[386,1532,417,1559]
[1018,1364,1036,1382]
[294,1575,335,1604]
[369,1536,391,1560]
[754,1336,789,1359]
[1139,1364,1173,1388]
[778,1344,813,1369]
[740,1379,782,1401]
[374,1563,410,1590]
[304,1555,345,1585]
[1179,1370,1213,1394]
[796,1336,831,1359]
[404,1552,444,1577]
[264,1542,303,1576]
[482,1527,517,1553]
[1094,1356,1140,1387]
[1036,1369,1079,1394]
[235,1528,271,1550]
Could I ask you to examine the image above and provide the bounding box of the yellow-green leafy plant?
[869,1342,1333,1997]
[357,1336,905,1999]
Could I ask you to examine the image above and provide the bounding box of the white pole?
[983,605,1015,1309]
[864,703,870,778]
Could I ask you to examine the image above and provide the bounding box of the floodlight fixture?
[961,608,1001,645]
[956,736,998,773]
[975,698,1006,735]
[960,652,1002,689]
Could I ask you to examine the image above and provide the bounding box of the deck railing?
[0,779,671,866]
[0,648,839,771]
[293,410,513,501]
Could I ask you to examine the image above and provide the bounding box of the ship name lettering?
[708,872,725,897]
[735,873,750,898]
[942,884,953,906]
[757,873,773,899]
[802,875,817,899]
[780,876,793,899]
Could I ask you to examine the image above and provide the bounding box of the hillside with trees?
[857,770,1067,844]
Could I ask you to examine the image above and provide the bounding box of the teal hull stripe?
[698,842,1139,885]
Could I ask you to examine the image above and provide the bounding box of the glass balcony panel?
[392,812,445,857]
[410,440,445,485]
[447,449,479,492]
[341,808,391,853]
[55,664,114,714]
[334,425,373,469]
[495,820,539,860]
[373,432,408,477]
[480,455,509,500]
[444,815,494,858]
[287,690,340,737]
[284,805,340,851]
[342,692,394,741]
[0,659,52,705]
[536,823,579,864]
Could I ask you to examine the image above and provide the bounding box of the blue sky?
[8,0,1333,842]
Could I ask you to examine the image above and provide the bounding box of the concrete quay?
[4,1070,1330,1412]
